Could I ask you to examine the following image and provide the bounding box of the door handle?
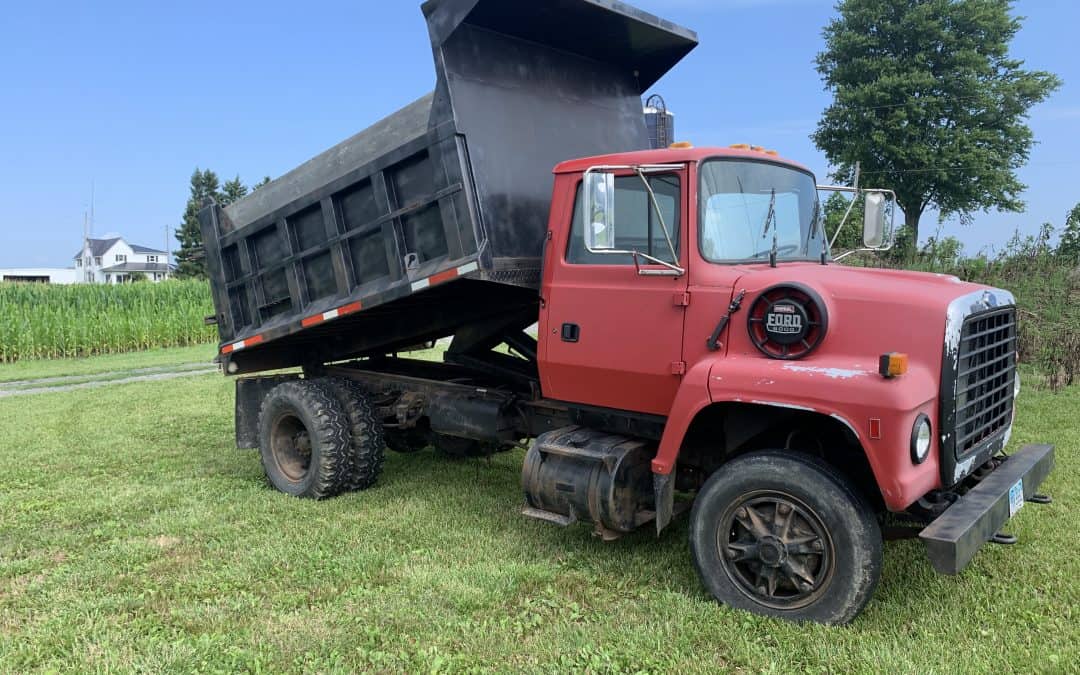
[561,323,580,343]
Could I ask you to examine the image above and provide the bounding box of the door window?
[567,174,680,265]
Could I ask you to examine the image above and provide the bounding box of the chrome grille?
[954,308,1017,455]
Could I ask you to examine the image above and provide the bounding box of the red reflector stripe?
[301,301,364,329]
[429,268,459,286]
[221,334,264,355]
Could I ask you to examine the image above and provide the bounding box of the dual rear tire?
[257,378,384,499]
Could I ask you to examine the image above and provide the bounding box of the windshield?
[699,159,825,263]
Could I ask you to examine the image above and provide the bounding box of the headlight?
[911,414,932,464]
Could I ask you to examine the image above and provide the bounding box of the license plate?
[1008,479,1024,517]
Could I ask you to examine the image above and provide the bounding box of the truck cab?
[539,144,1004,512]
[520,146,1051,622]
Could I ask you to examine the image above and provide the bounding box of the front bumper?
[920,444,1054,575]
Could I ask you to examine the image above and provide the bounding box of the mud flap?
[235,375,301,449]
[654,471,675,536]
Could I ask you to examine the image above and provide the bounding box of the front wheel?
[689,450,882,624]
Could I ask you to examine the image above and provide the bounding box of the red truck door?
[540,169,689,416]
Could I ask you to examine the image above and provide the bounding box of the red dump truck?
[200,0,1054,623]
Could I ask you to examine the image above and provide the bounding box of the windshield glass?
[699,159,825,263]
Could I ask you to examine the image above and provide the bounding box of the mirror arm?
[819,163,860,251]
[581,164,685,276]
[823,188,898,258]
[635,168,680,267]
[630,250,684,276]
[827,192,860,251]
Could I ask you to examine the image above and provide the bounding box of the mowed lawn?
[0,355,1076,673]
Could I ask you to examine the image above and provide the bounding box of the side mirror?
[863,192,888,249]
[583,171,616,251]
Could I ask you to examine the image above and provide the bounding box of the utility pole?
[83,211,90,283]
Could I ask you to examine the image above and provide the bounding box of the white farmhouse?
[74,237,173,284]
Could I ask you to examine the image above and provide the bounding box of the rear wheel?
[316,377,385,491]
[689,450,882,624]
[257,380,352,499]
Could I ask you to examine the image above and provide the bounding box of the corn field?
[0,280,217,362]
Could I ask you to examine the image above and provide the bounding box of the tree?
[174,171,265,279]
[813,0,1060,245]
[174,169,221,279]
[220,175,249,207]
[1058,203,1080,263]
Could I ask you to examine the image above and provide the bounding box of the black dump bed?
[201,0,697,374]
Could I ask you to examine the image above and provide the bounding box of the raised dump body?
[200,0,697,374]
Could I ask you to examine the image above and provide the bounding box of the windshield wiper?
[760,188,778,268]
[805,196,822,263]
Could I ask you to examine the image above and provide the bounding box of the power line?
[855,160,1079,176]
[827,93,1014,114]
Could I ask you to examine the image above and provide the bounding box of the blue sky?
[1,0,1076,268]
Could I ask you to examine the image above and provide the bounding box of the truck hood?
[733,263,978,311]
[721,262,1008,374]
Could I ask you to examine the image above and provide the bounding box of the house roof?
[73,237,121,259]
[100,262,174,273]
[73,238,168,259]
[130,243,167,254]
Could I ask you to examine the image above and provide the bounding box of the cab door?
[540,169,689,416]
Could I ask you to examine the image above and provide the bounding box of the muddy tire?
[689,450,882,625]
[257,380,352,499]
[316,377,385,491]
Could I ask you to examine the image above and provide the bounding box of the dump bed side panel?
[201,95,485,353]
[201,0,698,374]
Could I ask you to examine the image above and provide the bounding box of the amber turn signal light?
[879,352,909,378]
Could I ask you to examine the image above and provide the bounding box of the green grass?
[0,344,216,384]
[0,371,1076,673]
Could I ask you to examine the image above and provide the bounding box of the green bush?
[0,280,216,362]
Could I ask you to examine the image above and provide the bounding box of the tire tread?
[316,377,385,491]
[257,380,352,499]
